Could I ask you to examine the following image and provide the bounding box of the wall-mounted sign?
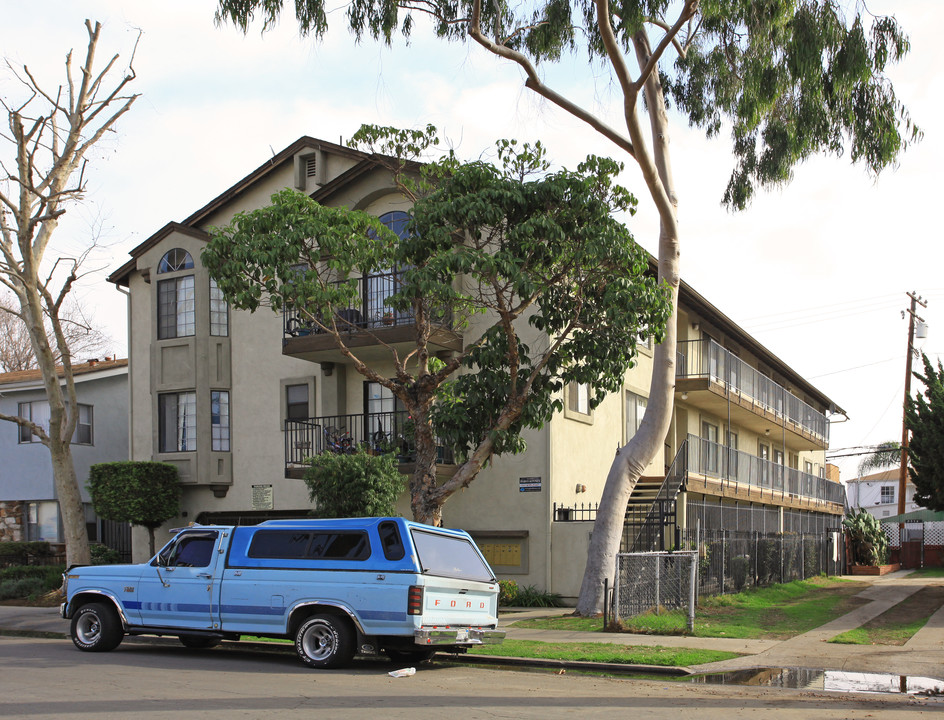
[251,484,274,510]
[519,476,542,492]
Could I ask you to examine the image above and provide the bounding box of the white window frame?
[211,390,230,452]
[158,391,197,453]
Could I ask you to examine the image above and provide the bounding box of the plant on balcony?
[842,510,889,567]
[303,450,405,518]
[203,128,672,529]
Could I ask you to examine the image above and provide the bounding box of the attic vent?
[306,156,318,178]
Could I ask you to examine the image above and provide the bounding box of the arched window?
[157,248,195,338]
[157,248,194,274]
[379,211,411,240]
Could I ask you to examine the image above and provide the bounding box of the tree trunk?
[575,31,681,616]
[49,438,91,567]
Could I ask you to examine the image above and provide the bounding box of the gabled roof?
[0,358,128,388]
[107,136,373,287]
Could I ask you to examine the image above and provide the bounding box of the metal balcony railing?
[676,338,829,443]
[284,410,455,468]
[686,434,844,505]
[282,271,452,338]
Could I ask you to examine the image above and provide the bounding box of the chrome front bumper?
[414,627,506,646]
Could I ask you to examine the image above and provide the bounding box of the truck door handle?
[196,572,213,579]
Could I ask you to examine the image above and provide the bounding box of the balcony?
[281,271,462,364]
[676,339,829,449]
[284,410,456,479]
[684,434,844,511]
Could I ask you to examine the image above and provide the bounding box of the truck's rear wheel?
[70,602,123,652]
[294,614,355,668]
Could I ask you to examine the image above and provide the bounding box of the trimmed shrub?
[303,450,405,518]
[90,544,122,565]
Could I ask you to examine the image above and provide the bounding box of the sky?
[2,1,941,483]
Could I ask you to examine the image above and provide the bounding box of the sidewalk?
[3,570,942,678]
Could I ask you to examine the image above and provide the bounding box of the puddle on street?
[690,667,944,696]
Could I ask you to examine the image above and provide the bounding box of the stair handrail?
[627,438,689,552]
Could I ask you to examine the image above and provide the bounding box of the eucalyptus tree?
[0,21,138,566]
[203,131,670,526]
[216,0,917,613]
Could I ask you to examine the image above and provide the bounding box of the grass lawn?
[911,567,944,578]
[829,585,944,646]
[510,576,869,640]
[467,639,738,667]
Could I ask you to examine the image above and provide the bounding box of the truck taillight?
[408,585,424,615]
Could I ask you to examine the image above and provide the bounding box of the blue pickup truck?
[61,517,505,668]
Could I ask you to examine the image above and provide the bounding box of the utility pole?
[898,291,927,526]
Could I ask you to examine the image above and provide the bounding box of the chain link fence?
[613,528,843,629]
[614,551,698,631]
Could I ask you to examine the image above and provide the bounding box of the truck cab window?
[165,533,217,567]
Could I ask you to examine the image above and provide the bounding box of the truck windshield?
[410,530,494,582]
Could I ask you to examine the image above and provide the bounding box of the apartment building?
[108,136,845,597]
[0,359,129,553]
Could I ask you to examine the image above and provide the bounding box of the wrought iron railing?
[676,338,829,443]
[284,410,455,468]
[686,434,844,505]
[282,271,452,338]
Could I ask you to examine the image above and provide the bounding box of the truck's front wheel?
[294,614,355,669]
[70,602,123,652]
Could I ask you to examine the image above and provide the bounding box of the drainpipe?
[115,284,132,460]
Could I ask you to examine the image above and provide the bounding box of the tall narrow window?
[880,486,895,504]
[159,392,196,452]
[286,384,309,421]
[211,391,230,451]
[568,382,591,415]
[625,391,647,441]
[209,278,229,336]
[366,212,413,326]
[158,276,195,339]
[75,405,93,445]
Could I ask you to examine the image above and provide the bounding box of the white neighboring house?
[845,468,920,521]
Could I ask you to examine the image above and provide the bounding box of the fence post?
[688,551,697,633]
[801,534,805,581]
[780,533,784,584]
[720,529,726,595]
[655,555,661,614]
[612,556,621,626]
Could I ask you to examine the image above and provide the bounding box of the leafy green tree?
[203,132,670,526]
[905,354,944,512]
[304,450,406,518]
[88,462,180,557]
[215,0,917,613]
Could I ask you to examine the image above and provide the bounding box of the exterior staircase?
[621,440,689,552]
